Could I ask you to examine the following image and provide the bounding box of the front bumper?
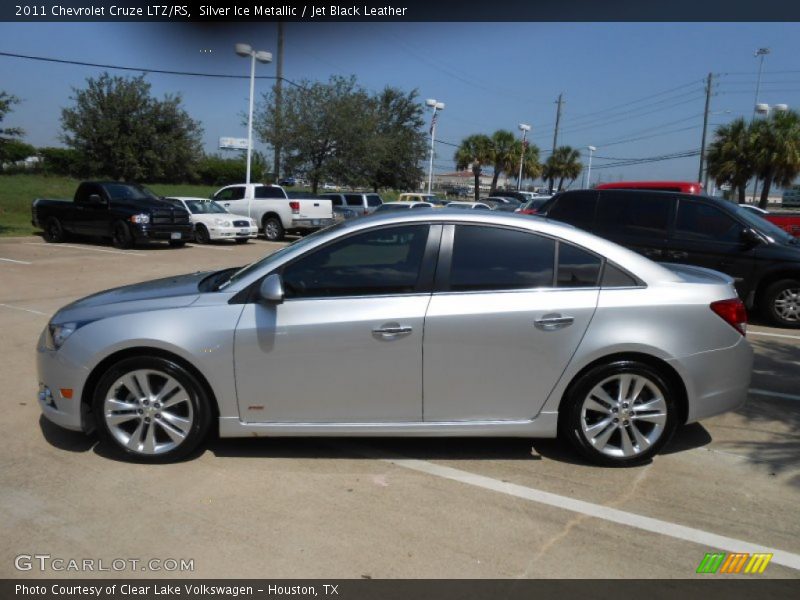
[208,224,258,240]
[671,335,754,423]
[36,330,91,432]
[132,224,195,242]
[290,218,336,230]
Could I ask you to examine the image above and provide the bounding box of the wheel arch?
[556,351,689,426]
[81,346,220,430]
[261,211,283,227]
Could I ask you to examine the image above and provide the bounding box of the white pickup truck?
[212,183,335,241]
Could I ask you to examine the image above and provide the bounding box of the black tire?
[262,215,285,241]
[43,217,66,243]
[558,360,679,467]
[168,240,186,248]
[194,224,210,245]
[92,356,212,463]
[760,278,800,328]
[235,238,249,244]
[111,221,134,249]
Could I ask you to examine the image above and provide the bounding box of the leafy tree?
[0,91,25,163]
[706,118,754,204]
[38,147,85,177]
[501,139,542,189]
[488,130,517,192]
[60,73,203,182]
[455,134,493,202]
[750,109,800,208]
[543,146,583,192]
[2,140,36,164]
[361,87,427,192]
[255,76,374,194]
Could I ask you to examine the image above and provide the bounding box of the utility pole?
[272,21,284,182]
[698,72,713,187]
[550,93,563,193]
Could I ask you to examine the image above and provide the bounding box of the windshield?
[185,200,228,214]
[217,222,347,290]
[735,204,796,243]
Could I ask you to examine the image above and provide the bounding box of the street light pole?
[235,43,273,190]
[426,99,444,195]
[585,146,596,189]
[750,47,770,202]
[517,123,530,191]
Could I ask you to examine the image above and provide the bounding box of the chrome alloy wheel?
[579,373,668,458]
[103,369,194,455]
[773,286,800,323]
[264,220,280,240]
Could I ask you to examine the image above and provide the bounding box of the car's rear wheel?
[559,360,678,466]
[262,216,284,241]
[761,279,800,328]
[93,356,212,463]
[111,221,134,249]
[43,217,66,243]
[194,224,210,244]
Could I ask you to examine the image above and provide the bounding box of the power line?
[0,50,306,88]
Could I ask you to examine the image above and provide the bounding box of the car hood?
[111,197,184,212]
[51,271,209,324]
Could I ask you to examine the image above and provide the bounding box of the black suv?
[539,189,800,327]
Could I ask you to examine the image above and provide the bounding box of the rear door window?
[345,194,364,207]
[596,192,672,239]
[253,186,284,199]
[546,191,598,231]
[448,226,555,291]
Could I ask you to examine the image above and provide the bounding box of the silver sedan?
[36,211,753,465]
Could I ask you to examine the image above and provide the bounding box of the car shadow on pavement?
[38,415,96,453]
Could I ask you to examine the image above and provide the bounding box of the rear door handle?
[534,314,574,331]
[668,250,689,260]
[372,324,413,338]
[643,248,663,258]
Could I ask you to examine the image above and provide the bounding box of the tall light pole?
[517,123,531,191]
[750,47,770,202]
[584,146,596,189]
[426,99,445,194]
[235,43,272,188]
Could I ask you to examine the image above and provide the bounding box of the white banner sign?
[219,137,249,150]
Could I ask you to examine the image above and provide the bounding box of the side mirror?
[88,194,104,205]
[740,227,763,247]
[258,273,284,304]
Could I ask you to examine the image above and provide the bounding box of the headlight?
[45,322,78,351]
[214,219,231,227]
[130,213,150,224]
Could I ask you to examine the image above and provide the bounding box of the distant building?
[425,168,510,192]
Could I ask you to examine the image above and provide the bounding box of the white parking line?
[749,388,800,402]
[0,303,48,316]
[25,243,147,256]
[749,330,800,341]
[0,257,31,264]
[377,455,800,571]
[187,245,233,252]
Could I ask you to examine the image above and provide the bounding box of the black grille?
[233,220,250,227]
[151,209,190,225]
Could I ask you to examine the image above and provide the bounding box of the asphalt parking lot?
[0,234,799,580]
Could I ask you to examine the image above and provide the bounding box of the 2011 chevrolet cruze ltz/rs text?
[37,211,753,466]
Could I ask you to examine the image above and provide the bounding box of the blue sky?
[1,21,799,184]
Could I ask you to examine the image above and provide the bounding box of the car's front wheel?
[559,360,678,466]
[761,278,800,328]
[194,224,210,244]
[111,221,134,249]
[93,356,212,462]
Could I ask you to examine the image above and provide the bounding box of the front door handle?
[223,202,231,207]
[643,248,663,258]
[534,314,575,331]
[668,250,689,260]
[372,324,413,339]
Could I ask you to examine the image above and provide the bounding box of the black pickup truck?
[32,181,194,248]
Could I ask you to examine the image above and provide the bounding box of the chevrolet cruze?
[37,211,753,465]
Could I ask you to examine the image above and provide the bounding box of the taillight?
[710,298,747,335]
[289,201,300,214]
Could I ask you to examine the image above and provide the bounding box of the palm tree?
[455,134,493,202]
[543,146,583,192]
[501,140,542,189]
[488,129,517,192]
[706,118,754,204]
[751,109,800,208]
